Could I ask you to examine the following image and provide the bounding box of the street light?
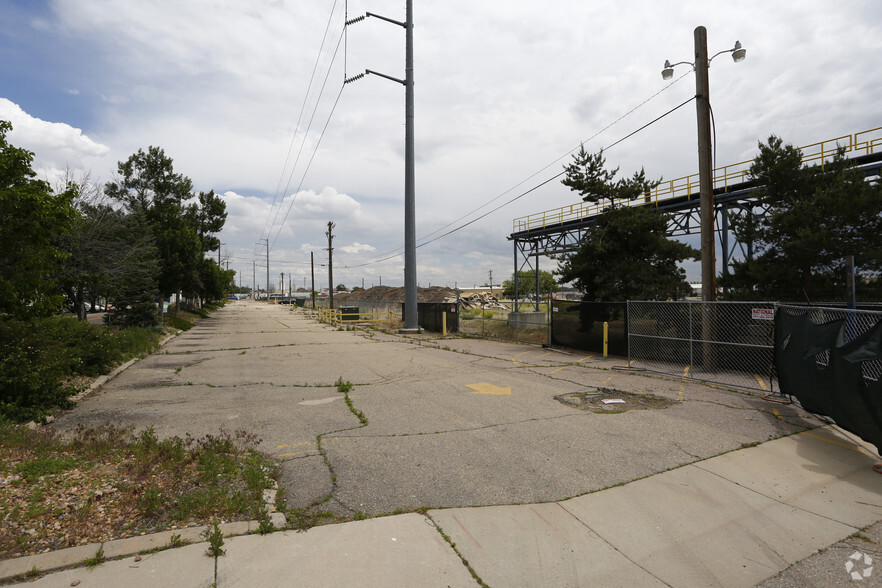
[661,27,746,302]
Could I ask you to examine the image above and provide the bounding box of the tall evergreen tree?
[722,136,882,301]
[557,147,696,301]
[105,147,201,301]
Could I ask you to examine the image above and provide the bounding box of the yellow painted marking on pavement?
[773,408,781,420]
[553,355,595,374]
[276,438,341,458]
[678,365,689,401]
[276,441,312,450]
[512,350,533,366]
[753,374,768,390]
[466,382,512,396]
[799,431,877,457]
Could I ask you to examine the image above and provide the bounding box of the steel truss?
[510,156,882,305]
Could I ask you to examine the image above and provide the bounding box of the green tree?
[561,145,657,208]
[558,206,697,301]
[105,208,161,327]
[105,146,202,302]
[722,136,882,301]
[557,147,697,301]
[0,121,75,318]
[196,258,235,305]
[502,270,558,298]
[189,189,227,255]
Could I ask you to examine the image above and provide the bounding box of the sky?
[2,0,881,292]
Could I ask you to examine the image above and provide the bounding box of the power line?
[341,69,694,267]
[267,29,347,249]
[413,95,697,250]
[416,68,695,246]
[256,1,342,252]
[269,83,346,251]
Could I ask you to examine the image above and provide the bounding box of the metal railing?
[627,301,777,392]
[315,308,396,329]
[513,126,882,234]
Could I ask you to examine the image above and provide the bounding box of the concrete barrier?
[508,311,547,329]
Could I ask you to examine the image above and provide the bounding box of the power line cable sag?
[269,83,347,252]
[265,29,346,251]
[415,95,697,249]
[256,1,342,253]
[415,69,694,246]
[347,70,693,266]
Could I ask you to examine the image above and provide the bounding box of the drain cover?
[555,388,674,413]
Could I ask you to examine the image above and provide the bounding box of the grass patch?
[0,423,280,559]
[164,315,194,331]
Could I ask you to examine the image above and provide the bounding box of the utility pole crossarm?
[365,12,405,27]
[365,69,405,85]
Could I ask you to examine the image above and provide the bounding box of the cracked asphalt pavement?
[53,300,822,519]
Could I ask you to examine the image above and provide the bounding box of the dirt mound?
[333,285,457,303]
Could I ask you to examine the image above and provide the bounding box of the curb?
[0,476,286,582]
[0,512,287,582]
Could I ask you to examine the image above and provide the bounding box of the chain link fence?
[458,298,549,345]
[627,301,777,392]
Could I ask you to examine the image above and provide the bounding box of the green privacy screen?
[775,307,882,456]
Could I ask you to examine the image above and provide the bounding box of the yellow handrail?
[513,125,882,233]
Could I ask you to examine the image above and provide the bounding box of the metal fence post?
[689,300,694,371]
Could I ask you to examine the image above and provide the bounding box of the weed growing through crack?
[82,547,105,568]
[169,533,189,548]
[256,506,275,535]
[335,377,367,425]
[205,520,225,556]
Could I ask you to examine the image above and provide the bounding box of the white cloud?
[0,98,109,171]
[4,0,882,289]
[341,242,376,254]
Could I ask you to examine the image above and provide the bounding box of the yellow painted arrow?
[466,382,512,395]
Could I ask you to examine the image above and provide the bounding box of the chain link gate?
[627,301,777,392]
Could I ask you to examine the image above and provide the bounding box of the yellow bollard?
[442,312,447,337]
[603,321,609,357]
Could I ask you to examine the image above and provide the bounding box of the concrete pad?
[696,427,882,527]
[560,464,856,587]
[17,543,214,588]
[429,503,666,587]
[216,514,477,587]
[758,518,882,587]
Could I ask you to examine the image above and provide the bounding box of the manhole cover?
[555,388,674,413]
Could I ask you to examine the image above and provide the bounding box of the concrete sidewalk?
[5,424,880,587]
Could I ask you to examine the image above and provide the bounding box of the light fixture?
[662,59,674,80]
[731,40,746,63]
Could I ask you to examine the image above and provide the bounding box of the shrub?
[0,317,164,422]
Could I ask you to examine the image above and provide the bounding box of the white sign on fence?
[751,308,774,321]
